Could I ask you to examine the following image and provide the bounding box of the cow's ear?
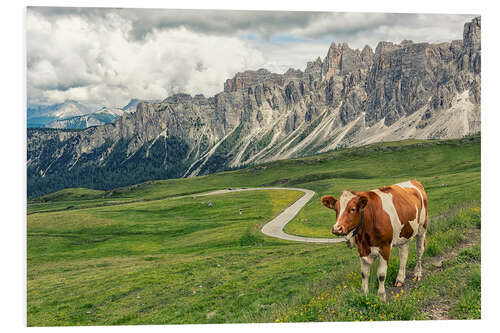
[358,196,368,209]
[321,195,337,209]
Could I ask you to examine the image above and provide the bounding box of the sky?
[26,7,476,109]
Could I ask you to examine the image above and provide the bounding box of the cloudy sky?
[27,7,476,109]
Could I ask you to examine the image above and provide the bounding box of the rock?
[27,18,481,198]
[206,310,216,319]
[431,258,444,268]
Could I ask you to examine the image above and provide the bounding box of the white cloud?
[250,40,332,73]
[27,10,267,108]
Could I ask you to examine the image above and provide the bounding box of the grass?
[27,136,481,325]
[274,207,481,322]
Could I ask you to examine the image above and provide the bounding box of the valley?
[27,136,481,325]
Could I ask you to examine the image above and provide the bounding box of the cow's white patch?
[334,190,356,229]
[367,246,380,258]
[345,230,356,242]
[396,181,426,225]
[408,206,419,238]
[396,242,410,284]
[360,247,379,295]
[377,255,388,300]
[360,256,372,295]
[372,189,409,247]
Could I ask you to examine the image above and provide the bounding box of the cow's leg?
[377,245,391,301]
[414,225,427,281]
[360,255,374,296]
[377,256,388,301]
[395,242,409,287]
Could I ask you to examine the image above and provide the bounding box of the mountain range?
[27,98,145,129]
[27,17,481,198]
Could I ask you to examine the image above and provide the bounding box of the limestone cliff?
[27,17,481,198]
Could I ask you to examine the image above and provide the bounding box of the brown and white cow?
[321,180,428,301]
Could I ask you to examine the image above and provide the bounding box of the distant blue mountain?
[27,99,146,129]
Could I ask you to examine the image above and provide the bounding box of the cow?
[321,180,428,301]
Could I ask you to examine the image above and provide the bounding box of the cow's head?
[321,191,368,236]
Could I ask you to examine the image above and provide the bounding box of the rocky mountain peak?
[283,68,304,82]
[464,16,481,51]
[322,42,367,80]
[164,93,194,104]
[360,45,374,62]
[27,17,481,199]
[375,41,399,55]
[322,42,343,79]
[400,40,414,47]
[223,68,284,92]
[304,57,323,81]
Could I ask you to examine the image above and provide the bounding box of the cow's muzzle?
[332,225,347,236]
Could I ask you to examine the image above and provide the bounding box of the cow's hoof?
[413,275,422,281]
[394,281,404,287]
[378,293,387,302]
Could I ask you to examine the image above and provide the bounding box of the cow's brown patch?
[321,195,337,210]
[410,179,425,193]
[399,222,414,238]
[355,191,393,258]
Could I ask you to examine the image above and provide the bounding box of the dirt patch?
[425,301,453,320]
[386,227,480,319]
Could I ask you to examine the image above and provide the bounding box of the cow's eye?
[350,208,356,213]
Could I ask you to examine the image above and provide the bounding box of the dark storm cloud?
[29,7,321,38]
[27,7,431,41]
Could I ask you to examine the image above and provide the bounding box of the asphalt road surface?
[195,187,344,244]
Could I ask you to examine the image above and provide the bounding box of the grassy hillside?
[27,136,481,325]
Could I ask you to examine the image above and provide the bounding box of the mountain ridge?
[27,17,481,198]
[27,98,153,129]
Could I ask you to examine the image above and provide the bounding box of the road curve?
[195,187,344,244]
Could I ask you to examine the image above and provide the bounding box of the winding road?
[195,187,344,244]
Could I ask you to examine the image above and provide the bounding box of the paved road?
[195,187,344,244]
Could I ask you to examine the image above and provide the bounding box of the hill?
[27,136,481,325]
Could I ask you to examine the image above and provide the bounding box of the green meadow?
[27,135,481,325]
